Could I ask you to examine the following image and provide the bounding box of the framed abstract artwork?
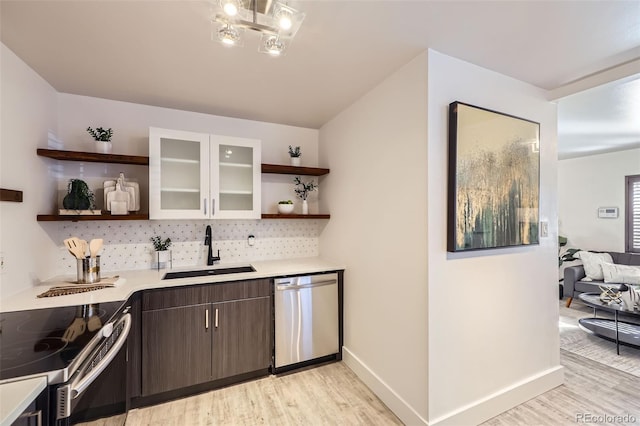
[447,102,540,252]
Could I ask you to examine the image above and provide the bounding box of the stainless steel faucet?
[204,225,220,265]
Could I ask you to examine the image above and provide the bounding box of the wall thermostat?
[598,207,618,218]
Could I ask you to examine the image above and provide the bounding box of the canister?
[77,256,101,283]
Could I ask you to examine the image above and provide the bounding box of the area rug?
[559,300,640,377]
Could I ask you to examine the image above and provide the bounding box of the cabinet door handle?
[214,308,219,328]
[205,309,209,329]
[212,199,215,216]
[204,198,207,216]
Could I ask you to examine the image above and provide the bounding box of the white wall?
[320,48,563,426]
[426,50,562,424]
[0,44,60,297]
[0,43,322,299]
[56,93,320,215]
[319,53,429,424]
[558,148,640,252]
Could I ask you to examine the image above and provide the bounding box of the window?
[626,174,640,253]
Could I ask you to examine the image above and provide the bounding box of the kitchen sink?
[162,265,256,280]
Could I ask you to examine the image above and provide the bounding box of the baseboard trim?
[428,365,565,426]
[343,346,564,426]
[342,346,428,426]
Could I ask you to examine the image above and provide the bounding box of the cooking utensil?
[62,317,86,343]
[64,238,84,259]
[89,238,103,258]
[87,314,102,332]
[80,239,88,258]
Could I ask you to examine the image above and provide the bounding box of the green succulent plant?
[87,127,113,142]
[288,145,301,158]
[151,235,172,251]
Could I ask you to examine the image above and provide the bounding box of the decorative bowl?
[278,203,294,214]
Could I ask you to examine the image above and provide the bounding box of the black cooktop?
[0,301,123,381]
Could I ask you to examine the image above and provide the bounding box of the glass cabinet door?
[149,128,210,219]
[210,135,261,219]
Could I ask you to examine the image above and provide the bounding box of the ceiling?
[1,1,640,156]
[558,77,640,159]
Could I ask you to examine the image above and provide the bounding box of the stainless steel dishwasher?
[274,273,339,369]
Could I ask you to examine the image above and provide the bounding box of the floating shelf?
[0,188,23,202]
[37,213,150,222]
[36,150,332,221]
[37,148,149,166]
[261,164,329,176]
[261,214,330,219]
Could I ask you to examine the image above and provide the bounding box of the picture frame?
[447,102,540,252]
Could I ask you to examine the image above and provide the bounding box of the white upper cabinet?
[149,128,261,220]
[210,134,261,219]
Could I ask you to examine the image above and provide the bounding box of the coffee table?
[578,292,640,355]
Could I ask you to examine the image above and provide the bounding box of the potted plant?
[151,235,172,269]
[62,179,96,213]
[87,126,113,154]
[277,200,294,214]
[293,176,317,214]
[288,145,301,166]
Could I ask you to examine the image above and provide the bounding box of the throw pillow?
[601,262,640,285]
[575,251,613,281]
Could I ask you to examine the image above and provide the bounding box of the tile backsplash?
[50,220,325,276]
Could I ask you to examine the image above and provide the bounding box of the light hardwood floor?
[80,362,402,426]
[82,349,640,426]
[82,301,640,426]
[483,349,640,425]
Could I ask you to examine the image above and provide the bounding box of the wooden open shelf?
[37,148,149,166]
[37,213,149,222]
[261,214,330,219]
[36,149,331,221]
[1,188,23,202]
[261,164,329,176]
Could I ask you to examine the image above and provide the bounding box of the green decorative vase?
[63,179,91,210]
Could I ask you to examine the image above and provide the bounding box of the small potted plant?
[87,126,113,154]
[277,200,294,214]
[288,145,301,166]
[293,176,317,215]
[151,235,172,269]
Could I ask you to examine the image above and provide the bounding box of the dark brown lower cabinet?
[211,297,271,380]
[139,279,272,397]
[141,304,211,395]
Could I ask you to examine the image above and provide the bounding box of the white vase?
[154,250,171,270]
[95,141,113,154]
[302,199,308,215]
[290,157,301,167]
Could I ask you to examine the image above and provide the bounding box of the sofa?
[564,251,640,307]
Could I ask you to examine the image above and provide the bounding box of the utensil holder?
[77,256,101,284]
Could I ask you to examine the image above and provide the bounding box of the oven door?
[54,311,131,425]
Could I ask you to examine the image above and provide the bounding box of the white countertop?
[0,257,345,313]
[0,376,47,426]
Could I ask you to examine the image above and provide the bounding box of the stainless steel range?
[0,301,131,425]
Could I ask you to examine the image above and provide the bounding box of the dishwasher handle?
[276,279,337,291]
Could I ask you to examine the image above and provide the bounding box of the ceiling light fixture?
[212,0,305,56]
[217,24,242,46]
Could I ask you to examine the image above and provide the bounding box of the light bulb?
[263,36,284,56]
[278,12,292,30]
[218,25,240,46]
[222,0,238,16]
